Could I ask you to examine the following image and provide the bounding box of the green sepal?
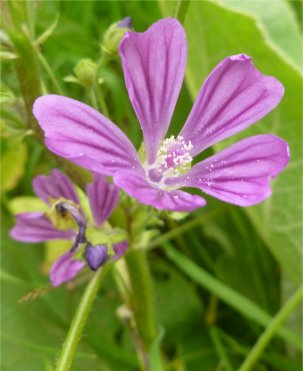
[86,226,127,247]
[166,211,189,221]
[101,21,132,60]
[72,245,86,262]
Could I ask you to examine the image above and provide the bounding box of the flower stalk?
[125,249,157,351]
[55,264,112,371]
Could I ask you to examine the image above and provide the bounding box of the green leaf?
[35,13,60,45]
[1,143,28,192]
[204,208,280,313]
[217,0,302,72]
[0,50,18,60]
[149,326,165,371]
[180,1,302,284]
[153,260,203,345]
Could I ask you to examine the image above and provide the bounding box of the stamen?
[55,201,87,251]
[152,135,193,179]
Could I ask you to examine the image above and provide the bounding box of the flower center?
[147,135,193,184]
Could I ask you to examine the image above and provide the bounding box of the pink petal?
[86,173,119,226]
[180,54,284,156]
[33,168,79,205]
[33,95,141,175]
[114,170,206,212]
[10,212,75,243]
[119,18,187,164]
[166,135,289,206]
[50,252,85,287]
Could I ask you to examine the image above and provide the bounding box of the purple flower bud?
[85,243,108,271]
[117,16,132,29]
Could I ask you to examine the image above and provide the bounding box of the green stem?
[239,286,303,371]
[55,265,111,371]
[96,84,110,117]
[8,29,43,139]
[143,207,226,251]
[173,0,191,24]
[88,87,99,111]
[37,52,64,95]
[125,249,157,351]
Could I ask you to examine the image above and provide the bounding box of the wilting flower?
[33,18,289,212]
[10,169,127,286]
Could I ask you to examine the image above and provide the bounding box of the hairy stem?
[56,265,111,371]
[125,249,157,352]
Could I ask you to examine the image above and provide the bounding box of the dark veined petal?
[50,252,85,287]
[10,212,75,243]
[33,95,142,175]
[119,18,187,164]
[114,170,206,212]
[180,55,284,156]
[166,135,289,206]
[86,173,119,226]
[33,168,79,205]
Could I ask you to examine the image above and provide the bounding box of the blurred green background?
[1,1,302,370]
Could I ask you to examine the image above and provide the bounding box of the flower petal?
[112,241,128,261]
[50,252,85,287]
[86,174,119,226]
[33,169,79,205]
[180,54,284,156]
[33,95,141,175]
[119,18,187,164]
[167,135,289,206]
[10,212,75,242]
[114,171,206,212]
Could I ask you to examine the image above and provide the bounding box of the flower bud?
[85,243,108,271]
[101,17,133,59]
[73,59,97,89]
[117,17,133,29]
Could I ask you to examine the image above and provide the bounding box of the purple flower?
[10,169,125,286]
[33,18,289,212]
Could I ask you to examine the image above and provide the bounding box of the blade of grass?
[209,326,235,371]
[239,285,303,370]
[164,243,301,349]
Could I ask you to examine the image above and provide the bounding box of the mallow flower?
[33,18,289,212]
[10,169,127,286]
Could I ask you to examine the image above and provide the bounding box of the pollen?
[157,135,193,176]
